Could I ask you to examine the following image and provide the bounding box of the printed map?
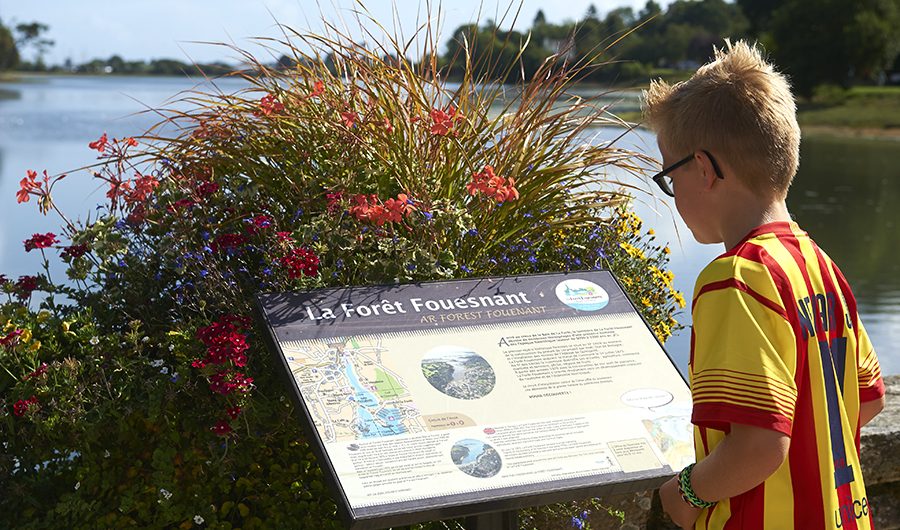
[282,337,425,443]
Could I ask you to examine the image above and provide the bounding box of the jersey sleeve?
[690,259,798,436]
[855,319,884,403]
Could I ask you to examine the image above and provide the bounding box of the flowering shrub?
[0,12,682,530]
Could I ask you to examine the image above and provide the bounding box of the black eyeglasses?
[651,150,724,197]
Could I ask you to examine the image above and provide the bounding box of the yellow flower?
[663,246,671,255]
[20,328,32,343]
[673,292,687,308]
[28,340,42,352]
[648,228,655,235]
[36,310,51,323]
[641,297,652,307]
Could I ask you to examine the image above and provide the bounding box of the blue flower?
[117,258,127,268]
[406,263,417,271]
[200,269,209,278]
[336,259,344,269]
[422,211,433,221]
[201,231,210,241]
[115,219,128,230]
[262,268,273,276]
[466,229,479,237]
[570,516,585,529]
[460,265,471,273]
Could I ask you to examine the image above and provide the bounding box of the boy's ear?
[696,151,719,189]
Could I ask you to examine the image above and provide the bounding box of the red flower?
[24,232,58,252]
[281,247,320,279]
[15,275,39,300]
[210,233,247,253]
[168,198,196,212]
[13,395,39,417]
[467,165,519,203]
[209,370,253,395]
[23,363,49,381]
[0,329,24,348]
[226,406,242,420]
[256,94,285,117]
[88,133,108,152]
[123,137,138,147]
[383,118,394,134]
[195,315,252,366]
[309,80,325,98]
[276,231,293,242]
[326,191,343,213]
[340,111,358,128]
[245,214,273,234]
[196,181,219,197]
[211,420,233,436]
[61,244,89,260]
[430,105,463,136]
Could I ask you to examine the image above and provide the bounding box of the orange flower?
[467,166,519,203]
[341,111,358,128]
[430,105,463,136]
[309,80,325,98]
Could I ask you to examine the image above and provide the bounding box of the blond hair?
[642,41,800,198]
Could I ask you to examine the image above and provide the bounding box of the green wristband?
[678,463,716,509]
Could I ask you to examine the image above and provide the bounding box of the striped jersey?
[689,221,884,530]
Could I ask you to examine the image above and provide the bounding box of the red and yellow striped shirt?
[689,221,884,530]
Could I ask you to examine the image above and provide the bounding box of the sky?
[0,0,666,65]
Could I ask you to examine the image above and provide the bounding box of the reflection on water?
[0,76,897,376]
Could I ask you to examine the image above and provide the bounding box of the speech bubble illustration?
[620,388,674,410]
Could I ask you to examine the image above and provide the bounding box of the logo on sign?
[555,279,609,311]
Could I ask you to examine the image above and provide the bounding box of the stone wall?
[589,375,900,529]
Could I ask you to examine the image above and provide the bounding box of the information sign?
[256,271,694,529]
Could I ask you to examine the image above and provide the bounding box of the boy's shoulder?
[693,224,805,308]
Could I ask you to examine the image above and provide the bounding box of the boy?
[642,41,886,529]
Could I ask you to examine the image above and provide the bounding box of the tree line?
[3,0,900,97]
[438,0,900,97]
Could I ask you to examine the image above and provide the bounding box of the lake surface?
[1,75,897,376]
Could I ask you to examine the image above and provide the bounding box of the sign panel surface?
[257,271,693,527]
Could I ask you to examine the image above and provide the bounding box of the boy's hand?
[659,476,702,529]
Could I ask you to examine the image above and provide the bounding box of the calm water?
[1,75,898,376]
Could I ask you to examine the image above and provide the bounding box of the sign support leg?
[464,510,518,530]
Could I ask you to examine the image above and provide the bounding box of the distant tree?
[585,4,600,21]
[735,0,785,35]
[0,19,19,71]
[770,0,900,96]
[639,0,663,21]
[533,9,547,26]
[14,22,54,67]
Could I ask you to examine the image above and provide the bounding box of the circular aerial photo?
[450,439,502,478]
[421,345,496,400]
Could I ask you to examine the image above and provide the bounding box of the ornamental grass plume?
[0,3,683,528]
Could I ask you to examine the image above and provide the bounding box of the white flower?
[160,367,169,375]
[193,515,205,524]
[150,359,164,367]
[141,336,150,343]
[74,481,80,490]
[169,344,175,351]
[104,450,110,458]
[89,336,99,345]
[159,488,172,500]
